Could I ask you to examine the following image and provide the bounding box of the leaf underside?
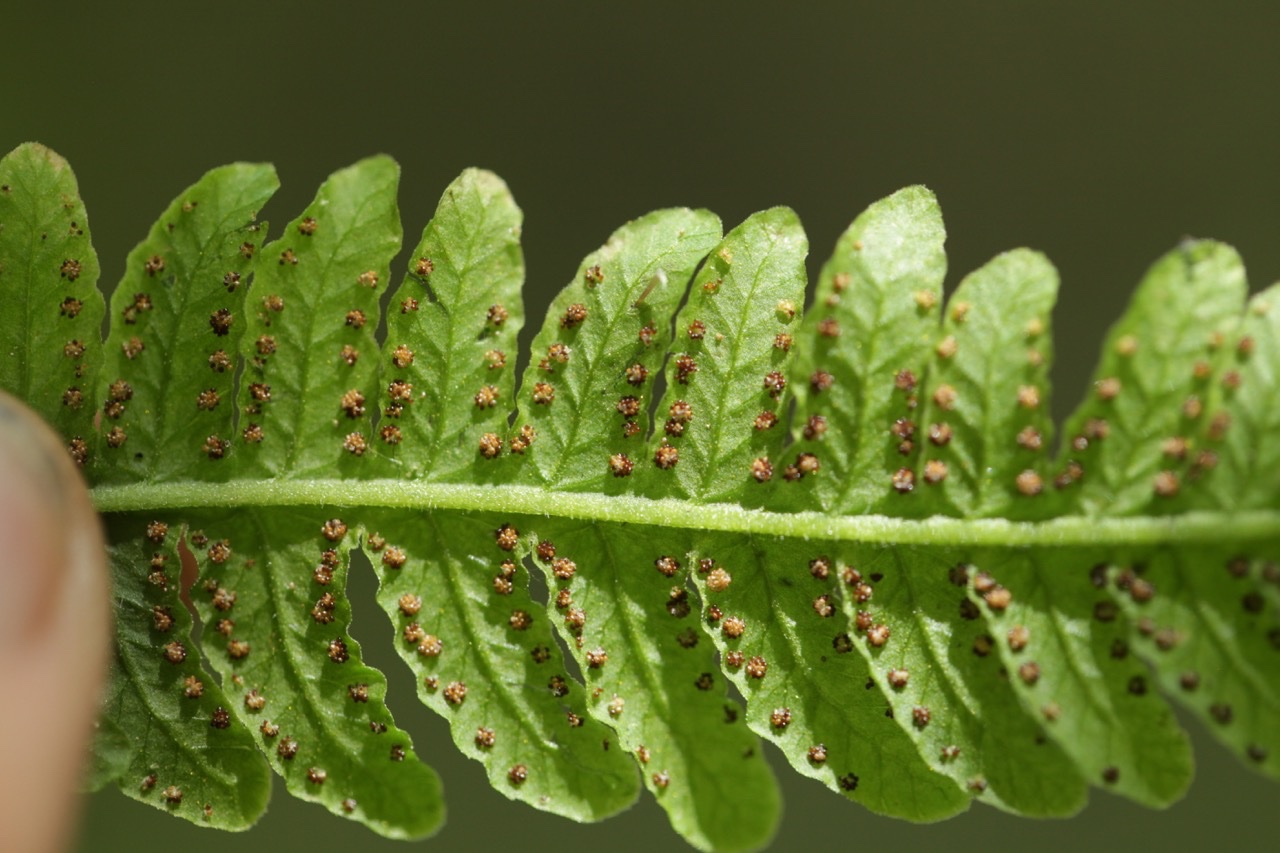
[2,142,1278,852]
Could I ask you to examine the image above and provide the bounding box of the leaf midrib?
[89,478,1280,549]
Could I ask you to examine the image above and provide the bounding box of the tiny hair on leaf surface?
[1,141,1277,851]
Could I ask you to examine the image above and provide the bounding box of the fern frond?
[2,142,1276,852]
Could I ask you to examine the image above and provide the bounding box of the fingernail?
[0,391,87,643]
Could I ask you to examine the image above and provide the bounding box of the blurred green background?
[4,1,1279,850]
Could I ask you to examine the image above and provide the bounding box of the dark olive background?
[4,2,1278,851]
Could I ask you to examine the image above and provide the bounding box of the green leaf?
[0,143,104,463]
[641,207,808,504]
[184,509,444,838]
[819,543,1086,816]
[94,160,278,484]
[532,521,781,852]
[235,155,401,479]
[909,249,1058,520]
[787,184,946,515]
[361,510,641,821]
[90,518,271,830]
[1059,240,1247,517]
[371,168,525,481]
[1111,548,1279,781]
[1193,283,1280,511]
[511,207,723,492]
[974,550,1193,804]
[688,535,974,819]
[2,144,1278,850]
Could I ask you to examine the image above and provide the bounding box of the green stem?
[89,480,1280,548]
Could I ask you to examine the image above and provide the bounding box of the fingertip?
[0,390,109,852]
